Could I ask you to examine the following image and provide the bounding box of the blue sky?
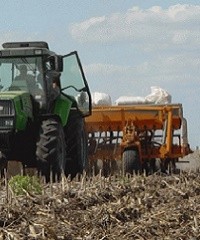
[0,0,200,148]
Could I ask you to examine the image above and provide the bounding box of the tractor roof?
[0,41,56,57]
[2,41,49,49]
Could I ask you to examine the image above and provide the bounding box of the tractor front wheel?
[36,118,66,182]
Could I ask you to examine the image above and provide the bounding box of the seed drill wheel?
[64,112,88,179]
[122,149,141,175]
[36,118,66,182]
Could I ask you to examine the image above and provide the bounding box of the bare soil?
[0,166,200,239]
[0,150,199,239]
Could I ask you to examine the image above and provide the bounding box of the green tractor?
[0,41,91,181]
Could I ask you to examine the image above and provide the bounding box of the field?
[0,151,200,240]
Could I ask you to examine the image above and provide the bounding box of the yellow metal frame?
[85,104,191,163]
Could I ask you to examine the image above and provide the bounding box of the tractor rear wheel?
[36,118,66,182]
[65,112,88,178]
[122,149,141,174]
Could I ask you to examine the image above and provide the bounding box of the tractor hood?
[0,91,33,131]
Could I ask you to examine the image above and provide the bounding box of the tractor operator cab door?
[61,51,91,117]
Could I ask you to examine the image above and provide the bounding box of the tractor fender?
[53,95,73,126]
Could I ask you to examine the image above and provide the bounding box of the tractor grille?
[0,100,14,115]
[0,100,15,129]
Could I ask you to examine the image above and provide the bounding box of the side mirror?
[55,55,63,72]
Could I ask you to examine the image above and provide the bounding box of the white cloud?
[70,4,200,50]
[72,16,106,33]
[84,53,200,83]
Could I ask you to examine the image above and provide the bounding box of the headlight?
[5,119,14,127]
[0,100,15,129]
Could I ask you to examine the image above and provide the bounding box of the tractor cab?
[0,41,91,116]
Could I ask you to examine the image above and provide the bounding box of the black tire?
[36,118,66,182]
[122,149,141,174]
[65,112,88,178]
